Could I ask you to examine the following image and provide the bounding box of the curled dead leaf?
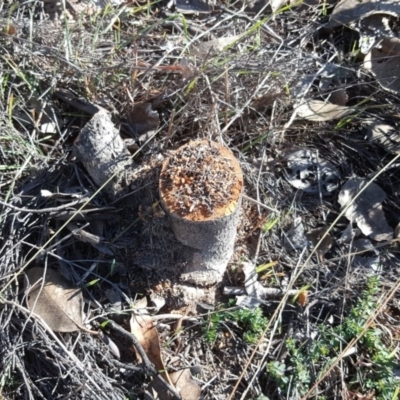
[364,37,400,94]
[338,177,393,242]
[168,369,201,400]
[152,369,201,400]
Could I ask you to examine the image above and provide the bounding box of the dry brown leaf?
[130,314,165,372]
[168,369,201,400]
[25,267,83,332]
[338,177,393,242]
[296,99,353,121]
[152,369,201,400]
[130,314,201,399]
[364,37,400,94]
[130,314,175,392]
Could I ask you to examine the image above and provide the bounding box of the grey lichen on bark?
[74,110,133,198]
[159,140,243,286]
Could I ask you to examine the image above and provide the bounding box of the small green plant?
[203,303,268,345]
[267,277,399,399]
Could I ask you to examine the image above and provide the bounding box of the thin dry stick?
[242,193,281,214]
[0,197,91,213]
[229,152,400,399]
[305,238,400,267]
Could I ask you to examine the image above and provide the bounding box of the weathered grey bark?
[74,110,133,198]
[159,140,243,286]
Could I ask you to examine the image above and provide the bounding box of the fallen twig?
[0,197,92,213]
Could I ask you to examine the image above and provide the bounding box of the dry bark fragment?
[74,110,133,198]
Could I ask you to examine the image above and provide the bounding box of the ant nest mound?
[160,140,243,221]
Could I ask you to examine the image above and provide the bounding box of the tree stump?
[159,140,243,286]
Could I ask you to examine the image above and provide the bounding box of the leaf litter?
[2,0,400,399]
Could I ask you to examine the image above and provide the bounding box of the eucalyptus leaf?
[25,267,83,333]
